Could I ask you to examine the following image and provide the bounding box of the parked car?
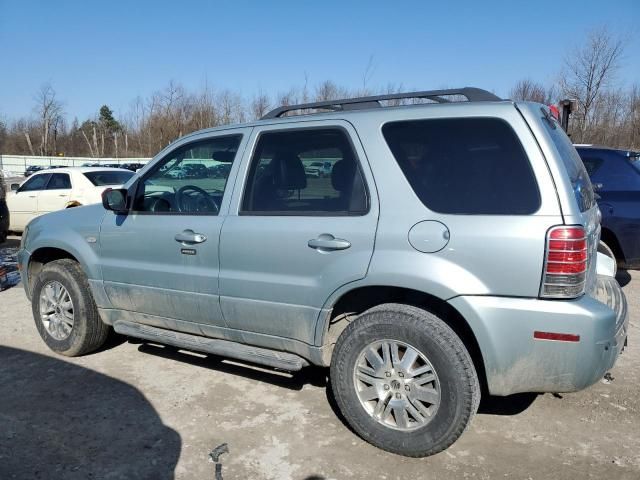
[182,163,209,179]
[208,163,231,179]
[304,164,321,177]
[0,172,8,243]
[17,88,627,458]
[576,145,640,268]
[309,160,333,177]
[7,167,134,232]
[120,162,146,172]
[101,163,122,169]
[24,165,44,177]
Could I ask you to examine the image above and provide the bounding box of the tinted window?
[580,157,603,176]
[133,135,241,215]
[19,173,51,192]
[382,118,540,214]
[46,173,72,190]
[541,115,595,212]
[241,128,368,215]
[84,170,134,186]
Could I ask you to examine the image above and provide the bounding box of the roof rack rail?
[261,87,501,119]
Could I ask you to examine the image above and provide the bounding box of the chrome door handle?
[175,229,207,244]
[308,234,351,251]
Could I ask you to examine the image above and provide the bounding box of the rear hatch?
[531,106,600,297]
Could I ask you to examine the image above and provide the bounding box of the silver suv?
[18,88,628,457]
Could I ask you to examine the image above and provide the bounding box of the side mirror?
[10,184,19,192]
[102,188,128,214]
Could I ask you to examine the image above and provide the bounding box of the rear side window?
[382,118,540,214]
[542,116,595,212]
[46,173,72,190]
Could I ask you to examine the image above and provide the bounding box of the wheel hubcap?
[353,339,440,431]
[39,281,74,341]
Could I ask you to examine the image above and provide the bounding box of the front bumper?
[17,247,31,300]
[449,275,628,396]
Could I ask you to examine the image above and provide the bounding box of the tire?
[0,231,6,244]
[32,259,109,357]
[330,303,480,457]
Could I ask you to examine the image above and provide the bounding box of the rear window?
[382,117,540,214]
[83,170,134,186]
[541,114,595,212]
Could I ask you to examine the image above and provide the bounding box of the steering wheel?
[175,185,219,214]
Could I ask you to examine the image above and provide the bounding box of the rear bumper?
[449,275,628,396]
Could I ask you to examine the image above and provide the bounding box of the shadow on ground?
[0,345,181,480]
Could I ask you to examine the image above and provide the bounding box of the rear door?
[6,173,51,231]
[218,121,378,345]
[38,173,72,214]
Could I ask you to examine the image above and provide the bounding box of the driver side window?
[133,135,242,215]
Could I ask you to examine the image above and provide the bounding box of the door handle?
[308,234,351,251]
[175,229,207,244]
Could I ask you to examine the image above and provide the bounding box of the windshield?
[83,170,134,186]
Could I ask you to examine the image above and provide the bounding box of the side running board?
[113,320,309,371]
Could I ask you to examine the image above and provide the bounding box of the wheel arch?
[600,227,625,263]
[320,285,488,393]
[27,247,80,297]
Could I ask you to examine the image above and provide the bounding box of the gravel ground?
[0,234,638,480]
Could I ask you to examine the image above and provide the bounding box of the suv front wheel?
[330,303,480,457]
[32,259,109,356]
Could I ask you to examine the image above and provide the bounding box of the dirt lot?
[0,235,638,480]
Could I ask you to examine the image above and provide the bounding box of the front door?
[99,130,250,329]
[7,172,51,231]
[219,122,378,345]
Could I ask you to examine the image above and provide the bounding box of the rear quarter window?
[542,116,595,212]
[382,117,540,214]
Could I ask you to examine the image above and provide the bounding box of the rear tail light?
[541,226,587,299]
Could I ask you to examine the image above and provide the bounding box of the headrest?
[331,160,356,192]
[274,152,307,190]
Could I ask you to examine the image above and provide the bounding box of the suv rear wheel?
[330,303,479,457]
[32,259,109,356]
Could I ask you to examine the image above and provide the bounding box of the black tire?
[32,259,109,357]
[0,231,6,244]
[330,303,480,457]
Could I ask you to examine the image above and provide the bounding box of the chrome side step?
[113,320,309,371]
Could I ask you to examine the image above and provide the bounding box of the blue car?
[576,145,640,268]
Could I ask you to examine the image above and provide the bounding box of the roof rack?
[261,87,501,119]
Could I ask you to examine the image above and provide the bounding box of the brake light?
[541,226,588,298]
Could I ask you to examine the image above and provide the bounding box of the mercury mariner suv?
[18,88,628,457]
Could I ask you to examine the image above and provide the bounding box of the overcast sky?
[1,0,638,121]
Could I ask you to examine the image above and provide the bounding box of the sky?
[0,0,638,121]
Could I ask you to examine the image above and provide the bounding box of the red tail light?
[541,226,588,298]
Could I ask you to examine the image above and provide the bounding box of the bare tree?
[509,79,552,104]
[560,27,625,142]
[33,83,64,155]
[250,91,271,120]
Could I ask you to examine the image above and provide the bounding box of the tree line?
[0,26,637,158]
